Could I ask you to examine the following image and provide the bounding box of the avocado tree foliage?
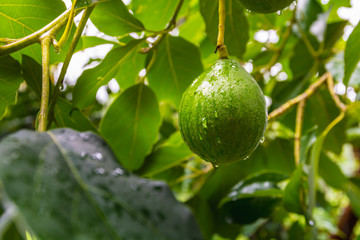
[0,0,360,239]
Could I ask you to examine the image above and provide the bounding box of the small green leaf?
[0,55,23,120]
[73,39,145,108]
[77,36,119,51]
[90,0,144,36]
[139,131,194,177]
[131,0,178,31]
[344,22,360,86]
[99,84,162,171]
[200,0,249,59]
[147,35,203,107]
[283,164,306,214]
[0,128,203,240]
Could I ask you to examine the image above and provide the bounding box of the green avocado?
[239,0,294,13]
[179,59,267,165]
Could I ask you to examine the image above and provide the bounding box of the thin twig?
[47,4,97,128]
[0,9,71,56]
[294,99,305,165]
[56,0,78,51]
[166,0,185,31]
[216,0,228,59]
[38,35,52,132]
[268,72,330,120]
[327,74,347,112]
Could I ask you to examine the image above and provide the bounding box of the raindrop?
[93,167,105,175]
[79,132,90,141]
[308,220,315,226]
[276,10,282,15]
[211,163,219,169]
[80,151,88,159]
[91,152,104,161]
[244,155,250,160]
[202,117,207,128]
[112,168,125,176]
[260,136,265,143]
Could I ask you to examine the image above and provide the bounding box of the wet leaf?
[0,128,203,240]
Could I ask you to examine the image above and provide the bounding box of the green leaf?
[131,0,178,31]
[139,131,194,177]
[90,0,144,36]
[0,55,23,120]
[53,98,97,132]
[147,35,203,106]
[319,153,347,190]
[327,52,360,87]
[199,0,249,59]
[283,164,306,214]
[219,171,287,225]
[296,0,323,31]
[73,39,145,108]
[99,84,162,171]
[0,128,203,240]
[0,0,73,63]
[21,55,42,98]
[77,36,119,52]
[344,21,360,86]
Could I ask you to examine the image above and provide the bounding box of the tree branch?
[268,72,330,120]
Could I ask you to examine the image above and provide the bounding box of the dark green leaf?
[0,55,23,120]
[147,35,203,106]
[0,128,203,240]
[283,164,306,214]
[21,55,42,98]
[344,22,360,86]
[90,0,144,36]
[200,0,249,59]
[219,171,286,224]
[99,84,162,171]
[77,36,119,52]
[324,21,347,50]
[53,98,97,132]
[73,39,145,108]
[140,131,193,177]
[319,153,347,190]
[296,0,323,31]
[131,0,178,31]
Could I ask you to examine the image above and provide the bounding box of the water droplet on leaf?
[93,167,105,175]
[91,152,103,161]
[112,168,125,176]
[260,136,265,143]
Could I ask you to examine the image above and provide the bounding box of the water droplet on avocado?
[112,168,125,176]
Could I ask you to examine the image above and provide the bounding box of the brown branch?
[268,72,330,120]
[327,74,347,112]
[294,99,305,165]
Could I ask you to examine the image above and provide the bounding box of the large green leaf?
[0,55,23,120]
[344,22,360,86]
[147,35,203,107]
[199,0,249,59]
[90,0,144,36]
[99,84,162,171]
[283,164,306,214]
[131,0,178,31]
[0,0,74,63]
[0,128,203,240]
[21,55,42,98]
[73,39,145,109]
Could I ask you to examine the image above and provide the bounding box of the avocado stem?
[217,0,228,59]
